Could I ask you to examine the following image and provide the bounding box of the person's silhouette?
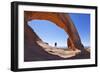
[55,42,57,47]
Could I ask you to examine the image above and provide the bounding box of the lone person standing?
[55,42,57,47]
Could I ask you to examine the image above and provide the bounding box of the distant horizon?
[50,46,90,49]
[28,13,90,48]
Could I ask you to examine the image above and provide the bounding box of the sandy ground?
[36,41,82,58]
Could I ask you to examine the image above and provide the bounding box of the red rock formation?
[24,11,83,50]
[24,23,65,61]
[24,11,90,61]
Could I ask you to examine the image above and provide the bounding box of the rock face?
[24,11,90,61]
[24,22,65,61]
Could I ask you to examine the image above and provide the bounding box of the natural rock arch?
[24,11,83,51]
[24,11,90,61]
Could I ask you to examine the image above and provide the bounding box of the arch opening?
[28,19,68,49]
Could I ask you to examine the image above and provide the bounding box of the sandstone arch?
[24,11,90,61]
[25,11,83,50]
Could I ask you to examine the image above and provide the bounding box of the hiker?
[55,42,57,47]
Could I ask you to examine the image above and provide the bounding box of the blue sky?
[69,13,90,47]
[28,13,90,48]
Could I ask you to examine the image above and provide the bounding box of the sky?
[28,13,90,48]
[69,13,90,47]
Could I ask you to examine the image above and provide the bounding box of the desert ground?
[36,41,90,59]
